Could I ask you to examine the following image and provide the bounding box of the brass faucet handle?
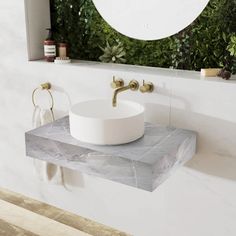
[140,80,154,93]
[40,82,51,90]
[129,80,139,91]
[111,76,124,89]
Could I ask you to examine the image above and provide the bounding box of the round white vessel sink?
[69,99,145,145]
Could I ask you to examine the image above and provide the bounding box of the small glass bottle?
[58,43,68,58]
[44,28,56,62]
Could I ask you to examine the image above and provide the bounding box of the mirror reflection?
[50,0,236,73]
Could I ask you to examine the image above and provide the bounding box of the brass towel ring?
[32,82,54,109]
[32,82,55,121]
[32,82,54,111]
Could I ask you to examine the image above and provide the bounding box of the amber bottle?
[44,28,56,62]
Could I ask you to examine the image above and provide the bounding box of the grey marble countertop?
[25,116,197,191]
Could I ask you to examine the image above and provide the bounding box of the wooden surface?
[0,188,130,236]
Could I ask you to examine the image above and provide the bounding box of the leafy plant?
[99,41,126,63]
[227,35,236,56]
[227,35,236,73]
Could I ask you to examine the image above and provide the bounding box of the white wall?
[0,1,236,236]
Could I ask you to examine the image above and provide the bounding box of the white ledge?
[30,59,236,85]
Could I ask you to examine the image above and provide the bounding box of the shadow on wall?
[144,103,171,126]
[63,169,85,189]
[144,100,236,182]
[171,108,236,182]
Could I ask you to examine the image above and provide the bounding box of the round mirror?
[92,0,210,40]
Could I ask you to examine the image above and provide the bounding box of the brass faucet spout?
[112,80,139,107]
[112,86,130,107]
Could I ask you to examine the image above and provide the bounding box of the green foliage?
[51,0,236,73]
[227,35,236,74]
[227,35,236,56]
[99,41,126,63]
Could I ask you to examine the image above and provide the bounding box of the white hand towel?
[32,106,64,185]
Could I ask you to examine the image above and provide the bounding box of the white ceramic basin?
[69,99,145,145]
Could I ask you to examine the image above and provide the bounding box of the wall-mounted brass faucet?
[111,77,154,107]
[139,80,154,93]
[110,76,124,89]
[112,80,139,107]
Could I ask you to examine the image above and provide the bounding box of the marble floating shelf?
[25,116,197,192]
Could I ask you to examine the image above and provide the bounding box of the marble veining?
[25,116,197,191]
